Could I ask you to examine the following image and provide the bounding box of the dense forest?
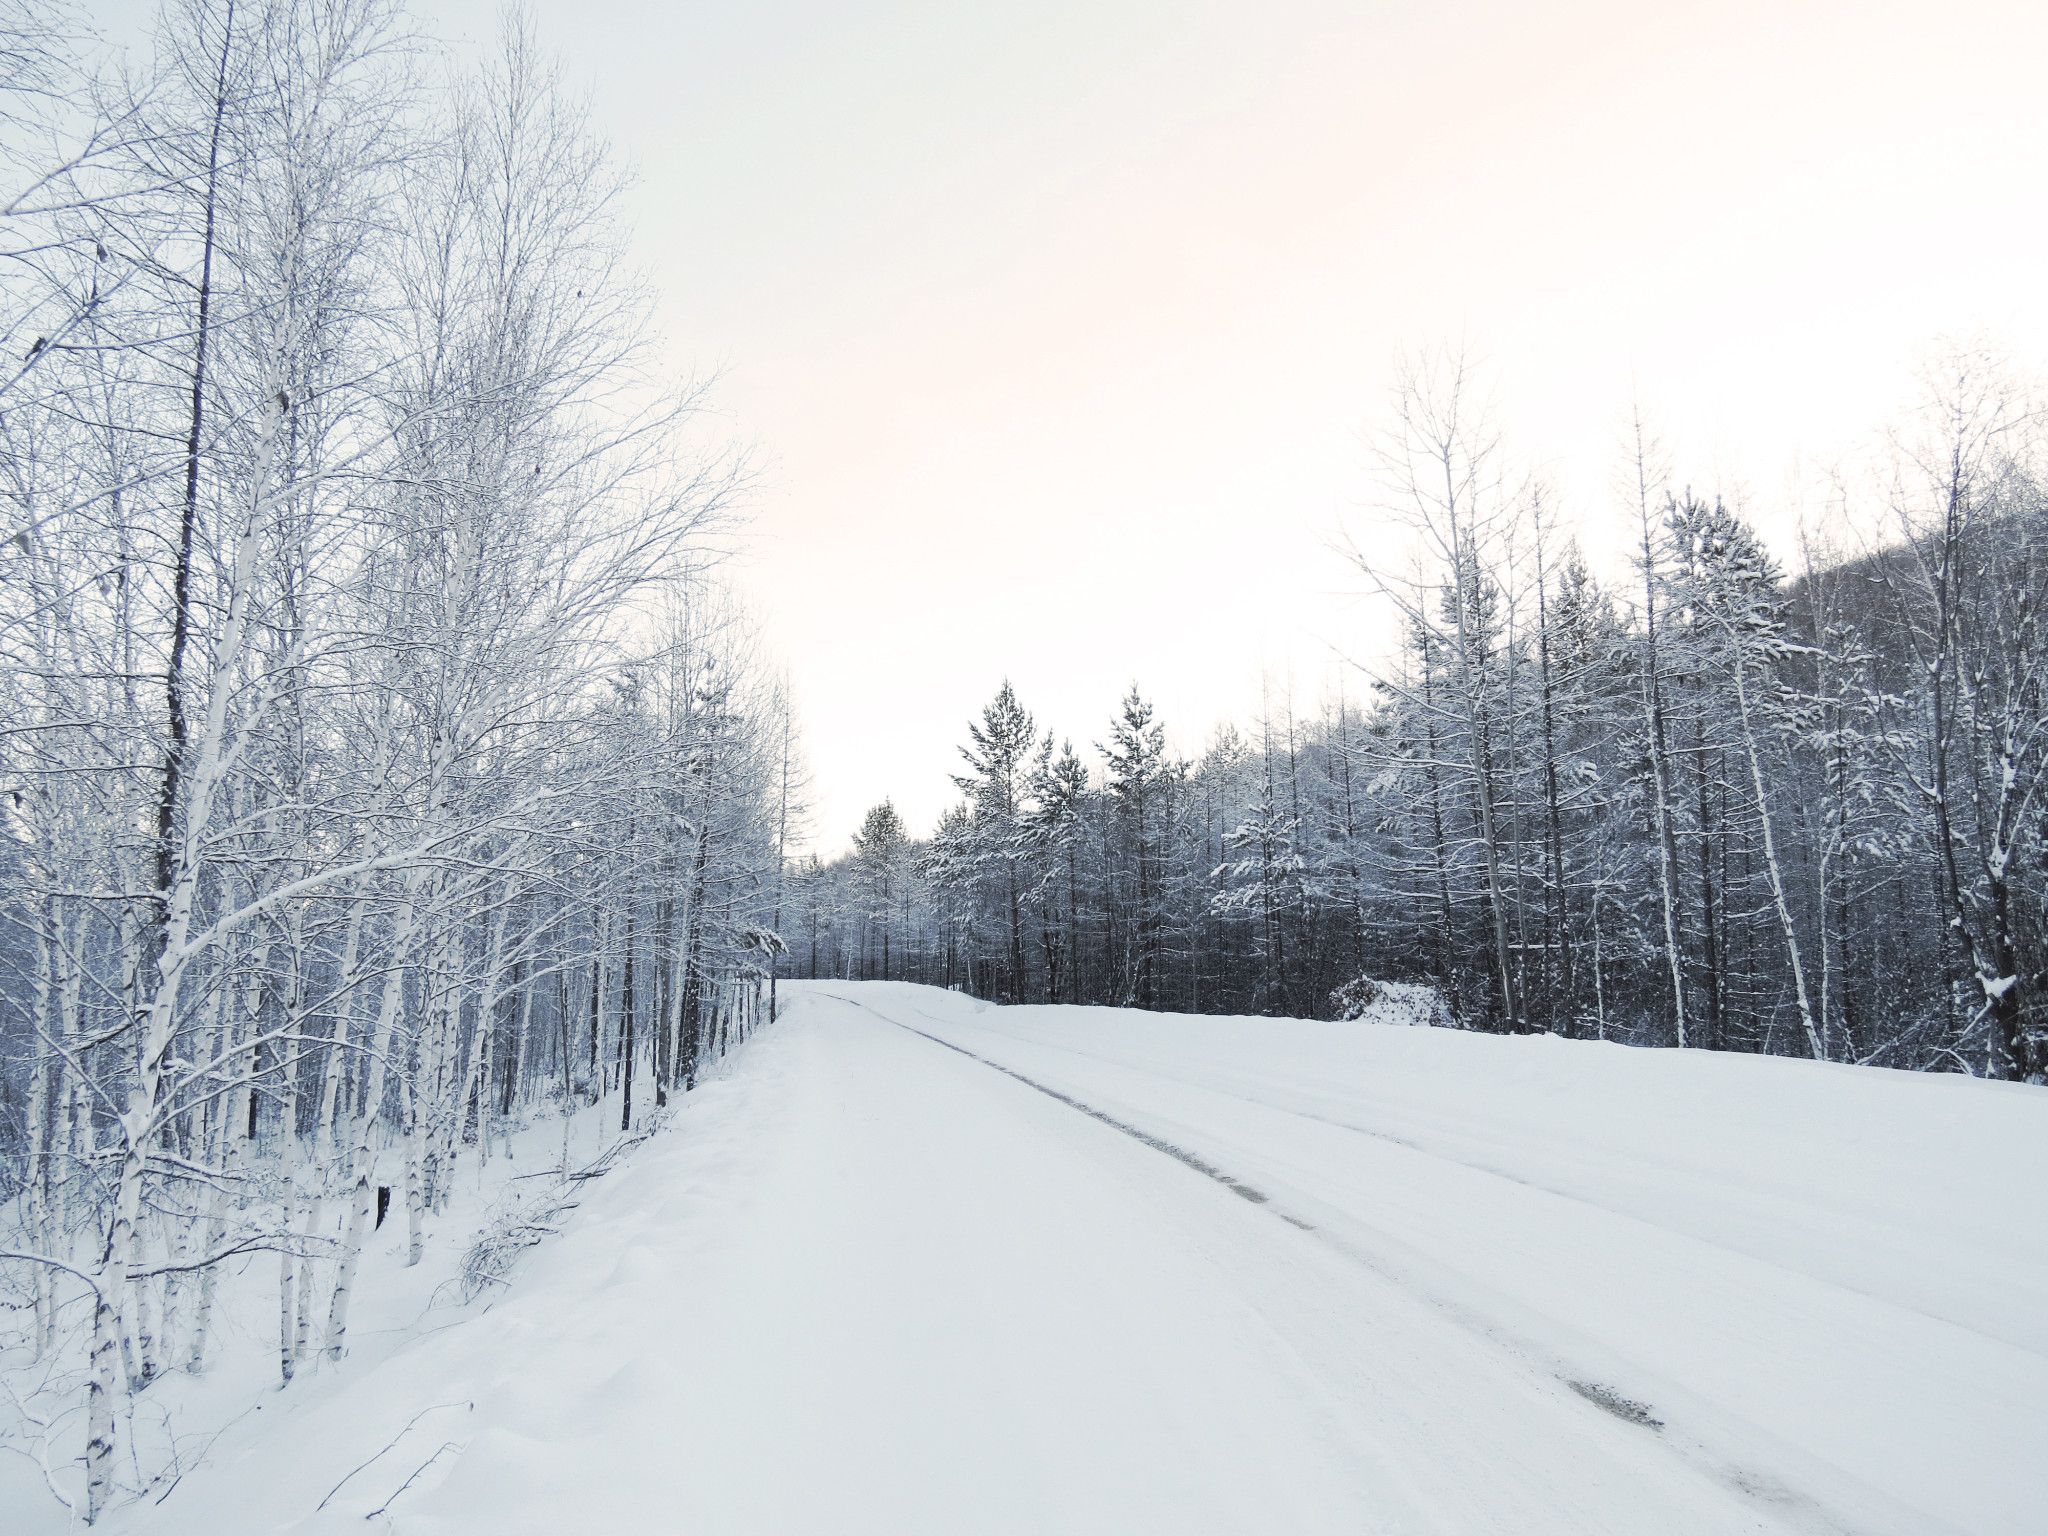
[0,1,797,1519]
[798,351,2048,1087]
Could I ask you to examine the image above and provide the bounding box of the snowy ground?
[37,981,2048,1534]
[0,1098,644,1533]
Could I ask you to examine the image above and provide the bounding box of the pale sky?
[103,0,2048,852]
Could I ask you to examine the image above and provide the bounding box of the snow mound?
[1329,974,1454,1027]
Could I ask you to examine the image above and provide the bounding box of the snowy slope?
[89,982,2047,1535]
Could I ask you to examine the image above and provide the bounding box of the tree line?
[0,1,798,1521]
[798,346,2048,1089]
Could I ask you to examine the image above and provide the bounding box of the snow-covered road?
[116,982,2046,1535]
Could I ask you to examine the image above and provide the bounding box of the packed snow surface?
[94,983,2047,1534]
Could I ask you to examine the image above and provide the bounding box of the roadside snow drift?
[96,983,2048,1535]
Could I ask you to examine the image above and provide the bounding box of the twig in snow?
[0,1372,79,1517]
[315,1401,470,1512]
[153,1398,263,1505]
[363,1441,463,1520]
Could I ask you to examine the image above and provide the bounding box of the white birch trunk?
[26,900,56,1358]
[324,885,422,1360]
[1730,649,1826,1060]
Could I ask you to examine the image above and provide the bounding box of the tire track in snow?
[818,987,1908,1536]
[835,992,1698,1432]
[872,994,2035,1366]
[867,1004,1317,1227]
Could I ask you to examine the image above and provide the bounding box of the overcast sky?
[102,0,2048,851]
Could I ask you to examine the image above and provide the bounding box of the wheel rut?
[818,989,1882,1536]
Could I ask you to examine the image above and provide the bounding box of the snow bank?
[0,1094,659,1534]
